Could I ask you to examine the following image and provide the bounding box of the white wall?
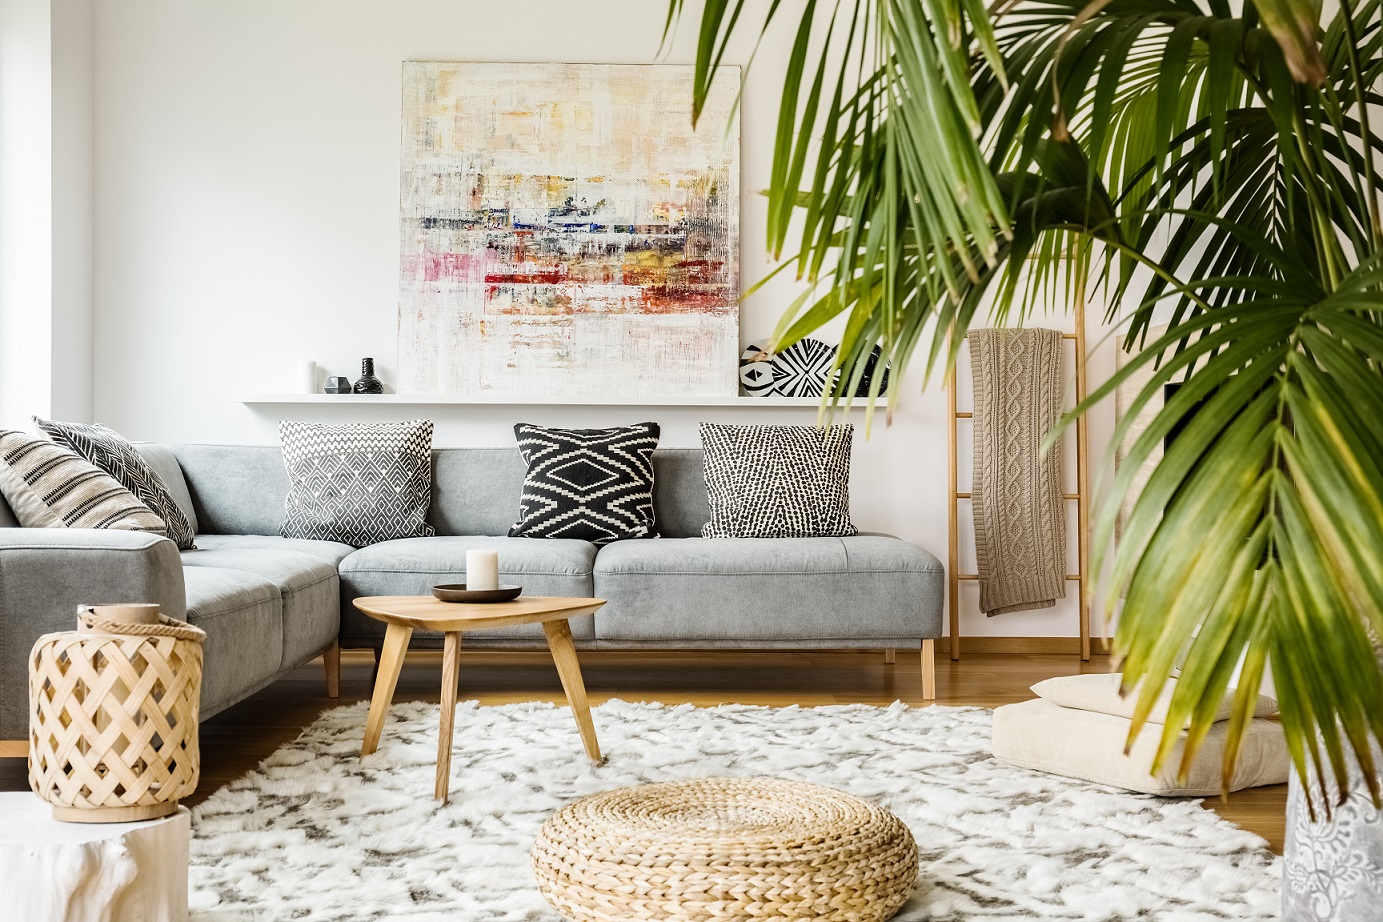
[90,0,1119,639]
[0,0,56,423]
[0,0,93,424]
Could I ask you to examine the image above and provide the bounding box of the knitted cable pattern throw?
[969,328,1067,615]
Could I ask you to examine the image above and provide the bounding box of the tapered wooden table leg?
[436,631,462,802]
[361,622,412,757]
[542,619,602,763]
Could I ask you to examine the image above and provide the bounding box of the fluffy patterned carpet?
[189,700,1280,921]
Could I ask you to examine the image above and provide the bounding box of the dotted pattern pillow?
[279,420,436,547]
[0,430,167,535]
[509,422,660,544]
[699,423,857,539]
[35,418,197,549]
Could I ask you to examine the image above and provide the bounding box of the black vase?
[353,358,383,395]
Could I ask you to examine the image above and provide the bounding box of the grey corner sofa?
[0,444,945,743]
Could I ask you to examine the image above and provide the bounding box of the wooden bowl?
[431,584,523,604]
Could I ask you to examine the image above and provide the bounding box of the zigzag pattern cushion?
[0,430,167,535]
[700,423,857,539]
[279,420,436,547]
[35,417,197,549]
[509,422,660,544]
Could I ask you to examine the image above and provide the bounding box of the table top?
[0,793,189,843]
[352,595,605,632]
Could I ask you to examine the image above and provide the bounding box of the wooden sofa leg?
[323,640,341,698]
[920,639,936,701]
[884,648,896,665]
[0,740,27,759]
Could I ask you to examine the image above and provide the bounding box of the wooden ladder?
[945,296,1092,661]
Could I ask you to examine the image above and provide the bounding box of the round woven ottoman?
[531,777,918,922]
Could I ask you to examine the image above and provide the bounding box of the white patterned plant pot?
[1283,734,1383,920]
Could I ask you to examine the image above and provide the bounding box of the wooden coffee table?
[353,594,606,803]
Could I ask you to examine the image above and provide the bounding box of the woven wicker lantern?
[29,603,206,823]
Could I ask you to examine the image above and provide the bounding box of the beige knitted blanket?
[968,328,1068,615]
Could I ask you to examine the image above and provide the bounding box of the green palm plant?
[666,0,1383,809]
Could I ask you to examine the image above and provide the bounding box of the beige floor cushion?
[1030,672,1278,725]
[992,698,1289,796]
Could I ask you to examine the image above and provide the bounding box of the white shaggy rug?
[189,700,1280,921]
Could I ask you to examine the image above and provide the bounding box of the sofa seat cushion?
[182,542,340,669]
[182,566,283,714]
[992,698,1290,796]
[190,533,355,567]
[338,536,598,646]
[592,536,943,642]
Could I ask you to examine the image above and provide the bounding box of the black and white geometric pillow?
[699,423,858,539]
[35,417,197,549]
[509,422,660,544]
[279,419,436,547]
[0,430,167,535]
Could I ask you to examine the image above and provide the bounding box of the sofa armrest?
[0,529,186,740]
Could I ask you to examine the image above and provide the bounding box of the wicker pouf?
[531,777,918,922]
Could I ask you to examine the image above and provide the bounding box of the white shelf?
[240,393,832,407]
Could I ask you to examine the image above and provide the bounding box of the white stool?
[0,792,189,922]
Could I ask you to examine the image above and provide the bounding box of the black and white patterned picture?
[770,338,837,397]
[279,420,436,547]
[510,422,660,544]
[738,345,775,395]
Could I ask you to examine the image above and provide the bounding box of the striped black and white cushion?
[35,418,197,549]
[279,420,436,547]
[699,423,858,539]
[509,423,660,544]
[0,430,167,535]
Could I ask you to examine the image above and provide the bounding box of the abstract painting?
[398,62,740,397]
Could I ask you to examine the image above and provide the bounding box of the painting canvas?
[398,62,740,397]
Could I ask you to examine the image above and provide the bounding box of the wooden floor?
[0,648,1287,852]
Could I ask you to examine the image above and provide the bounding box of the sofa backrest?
[170,445,712,539]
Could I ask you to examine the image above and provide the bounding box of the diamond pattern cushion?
[509,422,660,544]
[279,420,436,547]
[35,418,197,549]
[699,423,857,539]
[0,430,167,535]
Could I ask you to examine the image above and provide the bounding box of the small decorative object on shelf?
[324,375,352,394]
[29,603,206,823]
[738,344,775,396]
[833,345,891,398]
[771,337,838,397]
[300,360,319,394]
[466,548,500,591]
[353,358,384,394]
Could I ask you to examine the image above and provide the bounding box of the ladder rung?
[955,492,1078,500]
[958,333,1078,341]
[955,412,973,419]
[956,574,1081,581]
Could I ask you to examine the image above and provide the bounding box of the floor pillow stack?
[992,672,1289,795]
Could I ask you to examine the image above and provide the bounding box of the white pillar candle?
[300,360,318,394]
[466,549,499,591]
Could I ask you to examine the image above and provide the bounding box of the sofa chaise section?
[0,528,186,740]
[182,541,344,687]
